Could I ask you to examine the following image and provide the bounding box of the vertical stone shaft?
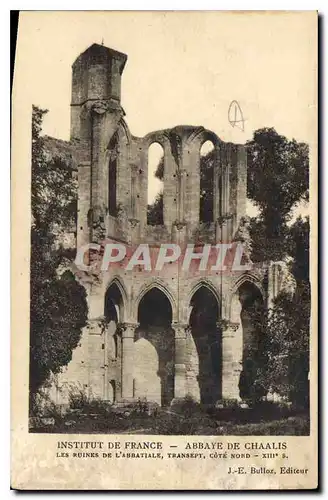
[178,169,187,222]
[174,324,187,398]
[121,323,137,400]
[130,165,138,219]
[213,147,221,221]
[220,321,242,400]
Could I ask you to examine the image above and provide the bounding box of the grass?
[30,399,310,435]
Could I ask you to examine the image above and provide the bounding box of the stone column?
[213,147,221,222]
[173,323,188,399]
[163,149,178,229]
[120,322,138,401]
[86,318,104,400]
[130,164,138,220]
[219,320,242,401]
[220,143,230,216]
[216,143,233,242]
[178,169,187,222]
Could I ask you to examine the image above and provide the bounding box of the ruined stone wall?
[48,43,282,406]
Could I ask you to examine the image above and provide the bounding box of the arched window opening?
[138,288,172,327]
[188,285,221,404]
[104,282,124,363]
[237,282,265,402]
[108,132,119,216]
[105,282,123,322]
[199,140,215,223]
[113,334,118,359]
[135,287,174,405]
[108,380,116,403]
[147,143,164,226]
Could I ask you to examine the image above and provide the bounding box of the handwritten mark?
[228,100,245,132]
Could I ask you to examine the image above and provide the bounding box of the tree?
[245,129,310,405]
[288,216,310,284]
[247,128,309,261]
[239,300,269,403]
[147,192,164,226]
[199,150,215,223]
[30,106,88,400]
[260,283,310,406]
[256,217,310,406]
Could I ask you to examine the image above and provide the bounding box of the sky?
[15,11,316,211]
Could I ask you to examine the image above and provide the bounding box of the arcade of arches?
[99,281,265,406]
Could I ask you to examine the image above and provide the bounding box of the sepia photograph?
[11,10,317,490]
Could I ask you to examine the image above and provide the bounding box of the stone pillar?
[173,323,188,399]
[216,214,234,243]
[178,169,187,222]
[120,322,138,400]
[130,164,138,219]
[220,320,242,401]
[87,318,104,400]
[213,147,221,222]
[236,145,247,226]
[221,143,230,216]
[163,148,177,229]
[216,143,234,242]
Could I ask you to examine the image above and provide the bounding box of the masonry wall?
[50,43,288,406]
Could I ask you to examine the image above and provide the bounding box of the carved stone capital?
[172,322,188,339]
[90,99,123,115]
[216,319,229,331]
[177,168,187,179]
[216,320,240,332]
[88,317,105,335]
[118,322,139,338]
[216,213,234,225]
[128,218,140,228]
[173,221,187,231]
[229,322,240,332]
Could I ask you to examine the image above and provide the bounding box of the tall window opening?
[199,140,215,223]
[147,142,164,225]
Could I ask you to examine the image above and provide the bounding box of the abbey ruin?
[50,43,290,407]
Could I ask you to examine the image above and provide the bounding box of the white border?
[3,3,324,498]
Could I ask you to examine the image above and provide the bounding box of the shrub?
[29,388,63,429]
[214,399,240,409]
[68,385,89,410]
[67,385,113,417]
[170,395,202,418]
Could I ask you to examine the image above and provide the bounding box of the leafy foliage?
[247,128,309,261]
[30,106,88,399]
[147,192,164,226]
[287,216,310,284]
[258,283,310,406]
[199,149,215,223]
[255,217,310,406]
[239,301,269,403]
